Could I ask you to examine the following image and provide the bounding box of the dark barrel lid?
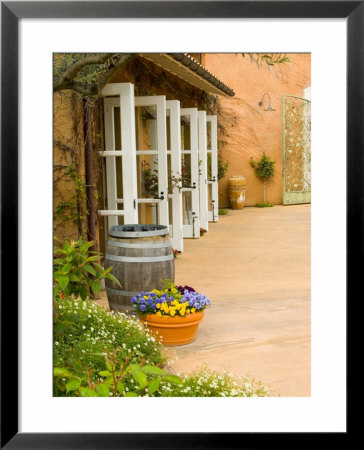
[109,224,169,238]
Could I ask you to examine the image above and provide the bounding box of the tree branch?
[54,53,114,90]
[53,53,137,97]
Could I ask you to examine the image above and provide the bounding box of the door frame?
[180,107,200,239]
[206,114,218,222]
[166,100,183,251]
[198,110,209,231]
[134,95,169,226]
[100,83,139,231]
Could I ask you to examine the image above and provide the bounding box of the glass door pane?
[101,83,138,231]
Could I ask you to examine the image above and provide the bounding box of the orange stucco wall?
[203,53,311,207]
[53,53,310,249]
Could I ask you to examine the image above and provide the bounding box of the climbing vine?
[54,165,88,230]
[53,91,105,244]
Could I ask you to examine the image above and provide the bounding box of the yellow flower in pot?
[131,281,211,347]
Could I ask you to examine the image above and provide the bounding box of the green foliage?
[250,153,275,181]
[243,53,291,67]
[54,53,110,87]
[54,348,181,397]
[141,160,182,197]
[53,297,167,396]
[53,297,269,397]
[206,152,229,182]
[255,202,274,208]
[218,153,229,180]
[250,153,276,203]
[53,238,120,300]
[218,209,229,215]
[54,165,88,232]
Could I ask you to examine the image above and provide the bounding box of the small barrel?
[228,176,247,210]
[104,224,175,313]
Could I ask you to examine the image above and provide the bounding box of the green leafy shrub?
[53,297,166,395]
[218,208,228,215]
[54,348,181,397]
[159,364,269,397]
[53,239,120,300]
[250,153,276,203]
[255,202,274,208]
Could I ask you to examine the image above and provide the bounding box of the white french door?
[134,95,169,227]
[166,100,183,252]
[99,83,213,248]
[180,108,200,239]
[206,115,218,222]
[198,111,209,231]
[100,83,138,232]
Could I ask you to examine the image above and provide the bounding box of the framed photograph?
[1,1,359,448]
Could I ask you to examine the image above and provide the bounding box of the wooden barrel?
[104,224,175,313]
[228,176,247,209]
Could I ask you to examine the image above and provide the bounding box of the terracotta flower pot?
[139,310,205,346]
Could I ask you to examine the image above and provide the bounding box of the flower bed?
[53,297,269,397]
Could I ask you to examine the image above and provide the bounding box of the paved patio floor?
[98,204,311,396]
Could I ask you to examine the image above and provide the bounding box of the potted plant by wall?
[131,281,211,346]
[250,153,276,207]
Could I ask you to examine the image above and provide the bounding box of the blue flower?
[140,304,146,311]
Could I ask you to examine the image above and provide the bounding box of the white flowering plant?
[54,296,166,395]
[160,363,269,397]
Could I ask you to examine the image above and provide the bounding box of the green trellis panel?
[282,95,311,205]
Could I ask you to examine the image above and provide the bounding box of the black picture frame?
[1,1,359,448]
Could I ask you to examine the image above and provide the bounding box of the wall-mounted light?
[258,93,276,111]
